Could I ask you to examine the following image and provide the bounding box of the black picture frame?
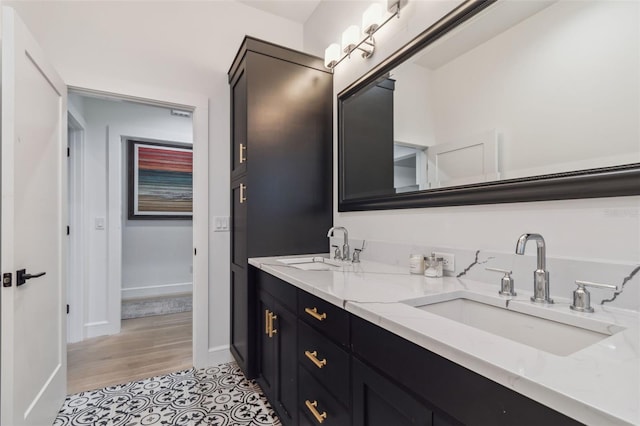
[127,139,193,220]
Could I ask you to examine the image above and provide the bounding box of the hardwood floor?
[67,311,192,395]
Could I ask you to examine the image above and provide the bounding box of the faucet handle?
[331,244,341,260]
[570,280,617,313]
[486,267,516,297]
[486,267,511,274]
[352,248,362,263]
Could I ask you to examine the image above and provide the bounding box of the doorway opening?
[66,91,195,393]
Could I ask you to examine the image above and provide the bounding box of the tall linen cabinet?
[228,37,333,378]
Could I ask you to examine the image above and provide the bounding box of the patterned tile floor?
[55,362,281,426]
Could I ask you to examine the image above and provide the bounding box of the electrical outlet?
[435,252,455,272]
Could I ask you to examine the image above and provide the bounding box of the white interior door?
[1,7,68,425]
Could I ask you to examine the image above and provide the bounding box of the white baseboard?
[207,345,234,367]
[121,282,192,299]
[84,320,117,339]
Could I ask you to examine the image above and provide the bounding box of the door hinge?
[67,304,70,314]
[67,226,70,235]
[67,147,70,157]
[3,273,12,287]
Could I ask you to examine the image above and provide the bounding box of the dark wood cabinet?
[351,315,583,426]
[228,36,333,378]
[253,271,584,426]
[352,357,432,426]
[257,284,297,425]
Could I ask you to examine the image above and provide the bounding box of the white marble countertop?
[249,254,640,426]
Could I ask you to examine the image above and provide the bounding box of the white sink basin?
[405,293,625,356]
[277,257,342,271]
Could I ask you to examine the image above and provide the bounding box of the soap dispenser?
[424,253,443,278]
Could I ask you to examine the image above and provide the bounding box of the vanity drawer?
[299,365,350,426]
[298,320,350,403]
[298,290,350,346]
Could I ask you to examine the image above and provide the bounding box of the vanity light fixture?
[362,3,383,34]
[324,43,341,68]
[341,25,361,53]
[324,0,405,70]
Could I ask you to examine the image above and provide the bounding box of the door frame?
[67,106,87,343]
[68,85,210,367]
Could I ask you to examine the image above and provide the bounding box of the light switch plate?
[214,216,230,232]
[95,217,105,230]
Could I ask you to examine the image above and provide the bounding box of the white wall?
[7,0,304,361]
[305,0,640,265]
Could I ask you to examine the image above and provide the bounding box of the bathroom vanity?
[228,1,640,423]
[249,255,638,426]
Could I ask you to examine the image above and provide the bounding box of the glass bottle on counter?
[424,253,443,278]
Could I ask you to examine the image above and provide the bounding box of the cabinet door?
[230,177,252,377]
[273,298,297,425]
[244,52,332,258]
[230,263,254,377]
[353,358,432,426]
[257,291,276,399]
[231,65,247,179]
[257,290,298,426]
[230,178,247,268]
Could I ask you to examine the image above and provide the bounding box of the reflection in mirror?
[340,0,639,203]
[394,143,427,193]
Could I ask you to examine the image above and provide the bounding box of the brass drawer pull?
[269,313,278,337]
[265,309,270,335]
[240,183,247,204]
[239,143,246,163]
[305,400,327,424]
[304,307,327,321]
[304,350,327,369]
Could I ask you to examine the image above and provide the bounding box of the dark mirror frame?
[338,0,640,212]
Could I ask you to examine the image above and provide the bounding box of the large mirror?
[339,0,640,211]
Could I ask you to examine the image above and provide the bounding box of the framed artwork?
[128,139,193,219]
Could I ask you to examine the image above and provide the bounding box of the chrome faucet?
[515,233,553,304]
[327,226,349,261]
